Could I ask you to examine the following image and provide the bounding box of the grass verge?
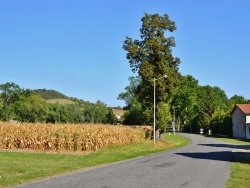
[226,162,250,188]
[210,136,250,188]
[213,136,250,146]
[0,133,189,188]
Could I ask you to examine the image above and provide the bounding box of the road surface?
[16,133,233,188]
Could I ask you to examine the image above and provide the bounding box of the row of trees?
[0,82,117,124]
[119,75,249,135]
[118,13,250,137]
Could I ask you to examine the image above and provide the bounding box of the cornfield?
[0,122,152,152]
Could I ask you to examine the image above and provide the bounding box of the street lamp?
[172,106,179,135]
[153,74,167,144]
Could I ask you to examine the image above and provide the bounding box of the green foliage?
[123,103,144,125]
[13,90,48,123]
[193,86,228,130]
[126,13,180,107]
[106,108,118,124]
[0,82,22,103]
[117,76,141,109]
[228,95,248,111]
[156,102,171,133]
[118,76,145,125]
[120,13,250,136]
[123,13,180,126]
[0,82,115,124]
[0,82,23,121]
[34,89,93,109]
[33,89,67,100]
[46,103,85,124]
[84,100,115,124]
[210,112,232,137]
[170,75,199,131]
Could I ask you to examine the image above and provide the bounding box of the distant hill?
[33,89,93,107]
[33,89,116,108]
[33,89,67,100]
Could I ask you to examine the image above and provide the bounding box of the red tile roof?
[236,104,250,114]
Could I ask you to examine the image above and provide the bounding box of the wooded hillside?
[33,89,67,100]
[0,83,118,124]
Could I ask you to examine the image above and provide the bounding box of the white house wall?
[232,107,246,139]
[246,115,250,123]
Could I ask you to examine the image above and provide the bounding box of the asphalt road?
[16,133,233,188]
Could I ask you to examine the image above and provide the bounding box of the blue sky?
[1,0,250,107]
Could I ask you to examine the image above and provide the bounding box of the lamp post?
[153,75,167,144]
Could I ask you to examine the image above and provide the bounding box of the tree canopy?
[119,12,250,137]
[123,13,180,128]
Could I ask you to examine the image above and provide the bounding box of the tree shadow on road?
[175,151,233,162]
[198,144,250,150]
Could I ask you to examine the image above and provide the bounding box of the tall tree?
[196,86,216,130]
[171,75,199,132]
[123,13,180,126]
[117,76,141,109]
[194,85,229,131]
[212,86,229,112]
[156,102,171,133]
[13,90,48,123]
[0,82,22,121]
[229,95,248,110]
[118,76,146,125]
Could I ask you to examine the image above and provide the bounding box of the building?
[112,109,125,124]
[231,104,250,139]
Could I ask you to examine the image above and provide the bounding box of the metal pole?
[173,107,176,135]
[153,78,156,144]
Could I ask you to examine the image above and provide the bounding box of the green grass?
[0,134,190,188]
[213,136,250,146]
[226,162,250,188]
[47,98,75,104]
[210,136,250,188]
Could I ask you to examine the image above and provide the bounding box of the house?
[115,114,122,120]
[112,109,125,123]
[231,104,250,139]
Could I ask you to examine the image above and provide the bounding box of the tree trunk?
[159,132,165,140]
[155,129,160,141]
